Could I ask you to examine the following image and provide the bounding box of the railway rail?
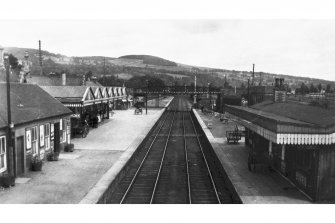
[108,96,235,204]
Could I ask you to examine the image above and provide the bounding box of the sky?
[1,20,335,82]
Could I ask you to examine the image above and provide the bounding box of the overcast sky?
[1,19,335,81]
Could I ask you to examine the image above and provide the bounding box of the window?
[62,119,67,143]
[45,123,50,151]
[39,125,45,147]
[0,136,7,173]
[26,128,32,152]
[66,121,71,144]
[31,126,38,155]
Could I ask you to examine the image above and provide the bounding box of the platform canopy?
[113,87,118,97]
[41,86,96,107]
[91,86,104,104]
[107,87,115,99]
[116,87,122,98]
[105,86,127,99]
[226,102,335,146]
[100,87,110,102]
[122,87,127,97]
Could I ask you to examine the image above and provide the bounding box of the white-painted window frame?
[0,136,7,173]
[45,123,50,151]
[31,126,38,155]
[62,119,67,143]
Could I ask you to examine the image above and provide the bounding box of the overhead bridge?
[134,86,222,95]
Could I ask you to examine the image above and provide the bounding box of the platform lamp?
[4,53,16,177]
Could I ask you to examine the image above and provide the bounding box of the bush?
[47,152,59,161]
[0,174,15,188]
[64,143,74,152]
[31,155,43,171]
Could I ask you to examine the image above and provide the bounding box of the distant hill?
[119,55,177,67]
[3,46,335,90]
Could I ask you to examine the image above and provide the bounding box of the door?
[54,123,60,153]
[16,136,24,176]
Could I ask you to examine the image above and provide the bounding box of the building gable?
[82,87,95,102]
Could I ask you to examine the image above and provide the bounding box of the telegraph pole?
[193,76,197,105]
[39,40,43,76]
[247,79,250,107]
[194,76,197,92]
[251,64,255,86]
[103,57,106,86]
[4,53,15,177]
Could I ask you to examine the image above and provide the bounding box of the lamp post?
[247,78,250,107]
[146,80,148,115]
[4,53,15,177]
[208,83,212,110]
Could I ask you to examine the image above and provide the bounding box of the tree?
[125,75,165,89]
[85,71,93,81]
[326,84,332,93]
[317,83,322,92]
[310,84,317,93]
[8,54,19,69]
[299,82,309,95]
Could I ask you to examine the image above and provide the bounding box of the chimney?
[274,78,287,103]
[62,72,66,86]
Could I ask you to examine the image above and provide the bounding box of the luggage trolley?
[225,125,242,144]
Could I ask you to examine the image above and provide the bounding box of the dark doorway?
[54,122,60,153]
[16,136,24,176]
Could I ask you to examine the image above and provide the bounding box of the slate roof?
[40,86,89,99]
[227,105,309,126]
[251,100,335,127]
[0,83,72,129]
[27,76,82,86]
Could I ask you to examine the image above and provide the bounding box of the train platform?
[0,99,173,203]
[193,109,312,204]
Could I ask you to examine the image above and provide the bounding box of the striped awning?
[65,103,82,107]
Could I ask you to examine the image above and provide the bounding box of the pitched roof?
[0,83,72,129]
[227,105,309,126]
[40,86,89,98]
[251,100,335,127]
[27,76,82,86]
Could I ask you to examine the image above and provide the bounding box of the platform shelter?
[226,99,335,201]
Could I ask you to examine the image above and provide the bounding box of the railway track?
[108,96,234,204]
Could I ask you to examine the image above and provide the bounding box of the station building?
[40,86,129,137]
[226,81,335,201]
[0,83,72,177]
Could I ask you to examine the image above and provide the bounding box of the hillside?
[3,47,335,90]
[119,55,177,67]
